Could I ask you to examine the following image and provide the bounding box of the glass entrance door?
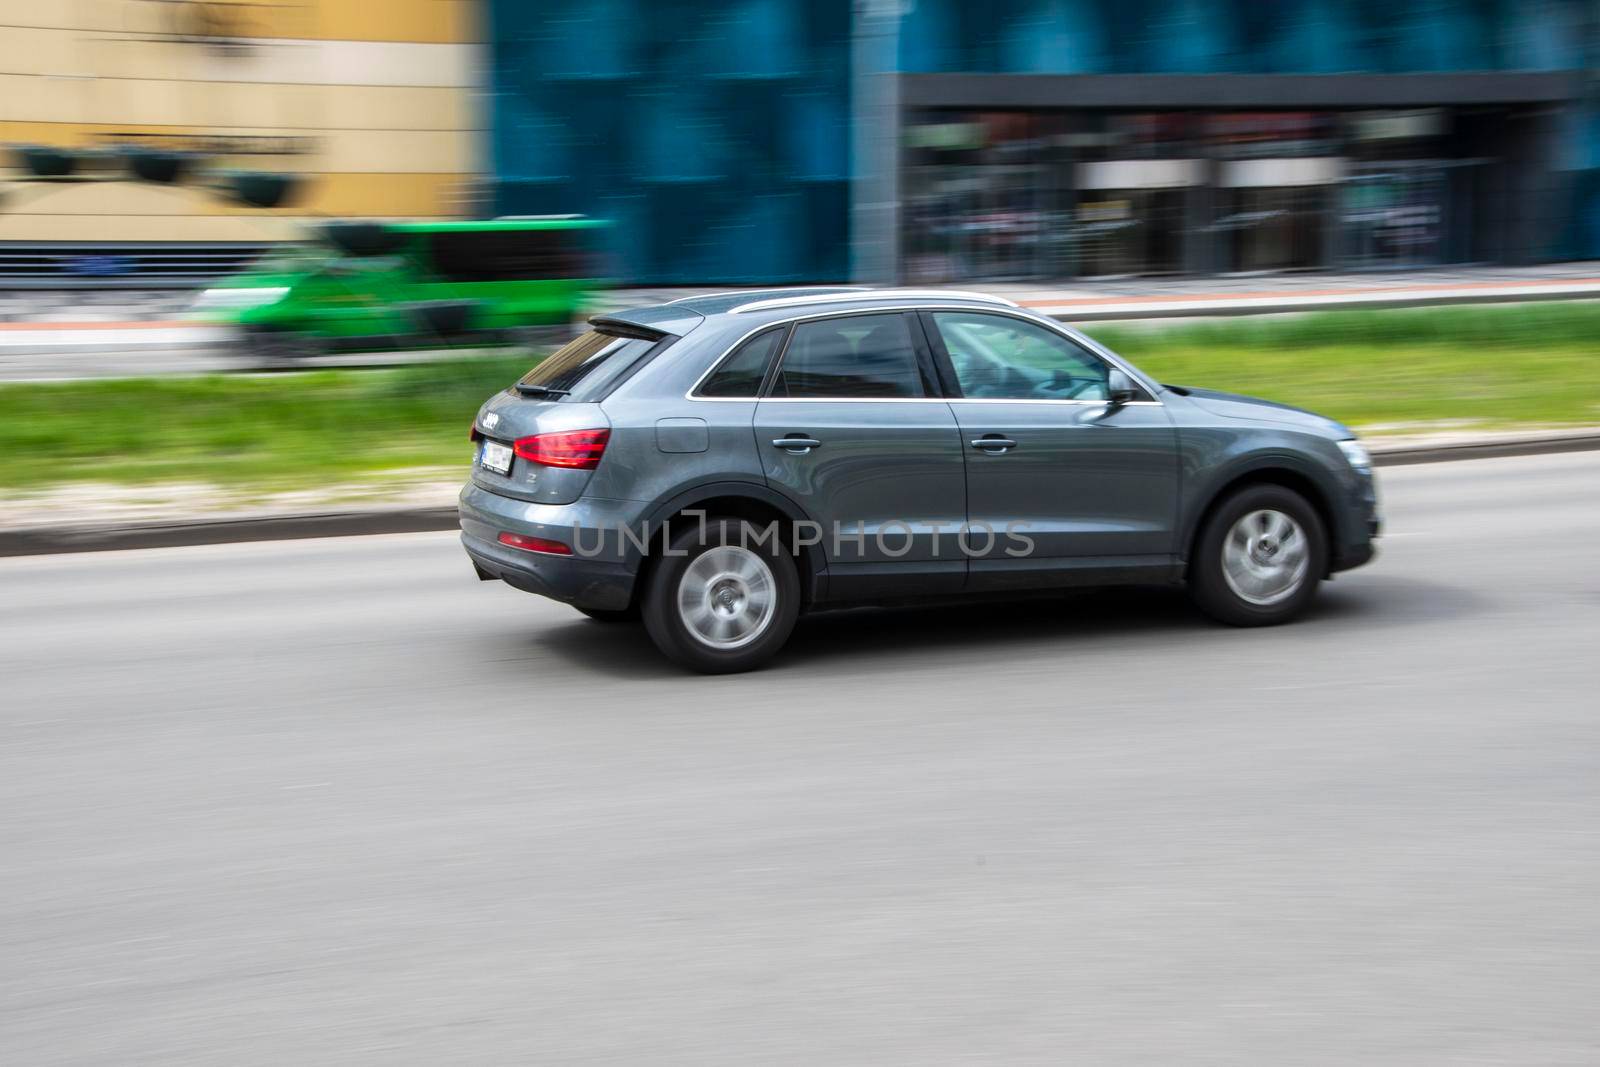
[1071,187,1188,277]
[1218,185,1331,272]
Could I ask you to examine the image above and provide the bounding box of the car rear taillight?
[498,532,572,555]
[513,428,609,470]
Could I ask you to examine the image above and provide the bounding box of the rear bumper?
[461,532,634,611]
[457,483,641,611]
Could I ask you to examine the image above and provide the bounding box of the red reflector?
[513,428,609,470]
[497,532,572,555]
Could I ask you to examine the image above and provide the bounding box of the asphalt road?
[3,452,1598,1065]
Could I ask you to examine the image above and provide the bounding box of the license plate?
[479,439,513,475]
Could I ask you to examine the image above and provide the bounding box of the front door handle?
[970,435,1017,454]
[772,435,822,454]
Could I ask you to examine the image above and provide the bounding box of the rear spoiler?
[588,316,669,341]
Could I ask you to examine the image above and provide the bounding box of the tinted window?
[517,329,658,398]
[426,229,591,281]
[931,312,1110,401]
[699,328,783,397]
[773,314,925,399]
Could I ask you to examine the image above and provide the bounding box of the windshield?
[516,329,662,400]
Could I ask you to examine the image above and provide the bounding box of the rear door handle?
[970,436,1017,453]
[772,436,822,454]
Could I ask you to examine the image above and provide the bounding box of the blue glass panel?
[1265,0,1363,74]
[998,0,1109,73]
[490,93,572,182]
[1139,0,1235,73]
[894,0,1592,76]
[785,91,849,182]
[635,91,727,183]
[488,0,851,282]
[1499,0,1582,71]
[704,0,801,77]
[1384,0,1489,73]
[528,0,635,79]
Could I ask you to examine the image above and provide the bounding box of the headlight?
[1337,438,1372,471]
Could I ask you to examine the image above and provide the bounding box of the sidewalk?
[1005,269,1600,320]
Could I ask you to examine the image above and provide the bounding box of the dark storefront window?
[902,105,1500,282]
[1204,113,1339,273]
[1339,110,1456,268]
[902,112,1071,283]
[1070,113,1196,276]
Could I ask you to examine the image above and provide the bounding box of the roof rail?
[665,286,867,306]
[729,288,1020,314]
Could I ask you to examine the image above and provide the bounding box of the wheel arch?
[634,480,827,606]
[1183,458,1339,579]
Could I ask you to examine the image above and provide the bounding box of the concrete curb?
[5,432,1599,559]
[0,506,459,558]
[1368,431,1600,466]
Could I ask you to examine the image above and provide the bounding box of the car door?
[755,311,968,597]
[919,310,1180,590]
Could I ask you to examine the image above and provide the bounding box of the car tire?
[1189,484,1327,627]
[641,517,801,674]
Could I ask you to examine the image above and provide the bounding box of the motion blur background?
[6,6,1600,1063]
[4,0,1600,286]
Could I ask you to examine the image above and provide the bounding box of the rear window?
[516,329,662,401]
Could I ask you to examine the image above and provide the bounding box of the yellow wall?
[0,0,482,242]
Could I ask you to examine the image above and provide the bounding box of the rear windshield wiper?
[514,383,571,398]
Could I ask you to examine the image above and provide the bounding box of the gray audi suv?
[462,288,1378,672]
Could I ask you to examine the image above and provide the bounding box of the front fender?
[1177,431,1352,558]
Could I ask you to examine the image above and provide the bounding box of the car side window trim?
[904,310,950,399]
[689,322,792,400]
[761,311,930,401]
[682,305,1163,404]
[925,309,1162,405]
[757,322,794,398]
[915,310,964,399]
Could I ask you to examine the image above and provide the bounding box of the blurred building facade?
[490,0,1600,284]
[6,1,1598,286]
[0,0,478,282]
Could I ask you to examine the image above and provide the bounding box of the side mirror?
[1107,368,1139,407]
[1080,368,1140,424]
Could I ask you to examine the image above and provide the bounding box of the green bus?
[188,217,607,358]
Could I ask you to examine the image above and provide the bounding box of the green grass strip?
[2,302,1598,491]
